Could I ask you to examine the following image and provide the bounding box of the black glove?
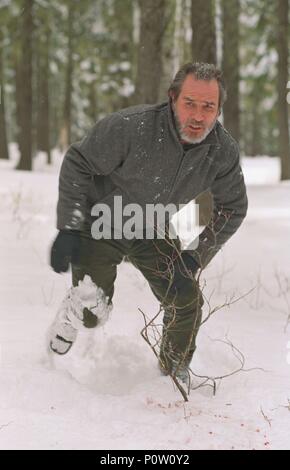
[170,252,200,293]
[179,252,200,276]
[50,230,81,273]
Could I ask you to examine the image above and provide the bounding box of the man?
[49,62,248,384]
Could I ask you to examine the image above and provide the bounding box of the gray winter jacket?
[57,100,248,268]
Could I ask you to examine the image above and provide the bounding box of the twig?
[260,407,272,428]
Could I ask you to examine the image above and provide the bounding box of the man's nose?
[191,109,204,122]
[192,111,204,122]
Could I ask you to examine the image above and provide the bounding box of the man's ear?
[168,90,175,103]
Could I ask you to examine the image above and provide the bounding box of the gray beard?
[172,106,217,144]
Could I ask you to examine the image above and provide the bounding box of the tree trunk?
[191,0,217,225]
[36,25,51,164]
[172,0,184,73]
[0,29,9,160]
[88,66,98,124]
[277,0,290,180]
[16,0,33,171]
[251,90,262,156]
[191,0,216,64]
[134,0,166,104]
[59,4,74,151]
[158,0,177,102]
[222,0,240,143]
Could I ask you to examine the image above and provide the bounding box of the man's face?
[171,75,220,144]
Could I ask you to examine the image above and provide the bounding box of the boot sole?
[49,335,74,355]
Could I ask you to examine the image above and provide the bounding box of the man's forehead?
[180,75,219,101]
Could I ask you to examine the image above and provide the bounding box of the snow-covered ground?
[0,151,290,450]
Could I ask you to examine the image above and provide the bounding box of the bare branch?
[260,407,272,428]
[138,224,262,402]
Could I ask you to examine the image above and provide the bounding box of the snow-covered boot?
[159,356,191,386]
[48,275,112,355]
[158,338,193,389]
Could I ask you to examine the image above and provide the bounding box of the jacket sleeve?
[188,141,248,268]
[56,112,127,231]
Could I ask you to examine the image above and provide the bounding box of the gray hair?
[168,62,227,110]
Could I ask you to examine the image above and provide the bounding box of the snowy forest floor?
[0,154,290,450]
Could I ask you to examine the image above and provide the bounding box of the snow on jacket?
[56,100,248,268]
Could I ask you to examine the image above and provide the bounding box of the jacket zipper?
[167,150,186,201]
[167,143,212,203]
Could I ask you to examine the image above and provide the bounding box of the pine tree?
[222,0,240,143]
[191,0,217,225]
[16,0,34,171]
[0,19,9,160]
[134,0,166,104]
[277,0,290,180]
[35,0,51,164]
[191,0,217,63]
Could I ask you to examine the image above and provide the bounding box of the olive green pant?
[72,235,204,371]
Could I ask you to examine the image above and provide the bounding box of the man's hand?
[50,231,81,273]
[179,252,200,277]
[177,251,200,280]
[169,252,200,293]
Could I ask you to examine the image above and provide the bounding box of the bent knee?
[166,282,204,310]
